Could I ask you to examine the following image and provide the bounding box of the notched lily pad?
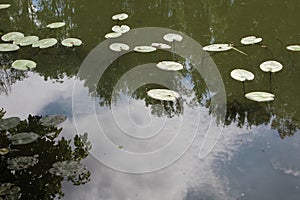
[163,33,183,42]
[8,132,39,145]
[14,36,39,46]
[32,38,58,49]
[105,32,122,39]
[112,13,128,21]
[12,59,37,71]
[7,156,39,170]
[156,61,183,71]
[1,32,24,42]
[147,89,180,101]
[0,43,20,52]
[203,44,233,52]
[0,117,20,131]
[109,43,130,52]
[230,69,255,82]
[112,25,130,34]
[133,46,156,53]
[49,160,88,178]
[40,115,67,126]
[61,38,82,47]
[260,60,283,73]
[0,183,21,200]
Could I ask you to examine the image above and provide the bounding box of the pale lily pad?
[0,183,21,200]
[12,59,37,71]
[112,25,130,34]
[147,89,180,101]
[286,45,300,51]
[151,43,171,49]
[40,115,67,126]
[14,36,39,46]
[32,38,57,48]
[245,92,275,102]
[1,32,24,42]
[7,156,39,170]
[109,43,130,52]
[133,46,156,53]
[241,36,262,45]
[0,117,20,131]
[163,33,183,42]
[230,69,255,82]
[49,160,87,177]
[156,61,184,71]
[112,13,128,21]
[61,38,82,47]
[8,132,39,145]
[105,32,122,39]
[203,44,233,52]
[0,148,9,155]
[0,4,11,9]
[260,60,283,73]
[0,43,20,52]
[46,22,65,29]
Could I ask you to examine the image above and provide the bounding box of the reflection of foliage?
[0,183,21,200]
[0,111,91,199]
[271,115,297,139]
[0,67,27,95]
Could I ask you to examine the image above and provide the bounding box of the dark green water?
[1,0,300,199]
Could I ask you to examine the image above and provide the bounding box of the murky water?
[1,0,300,199]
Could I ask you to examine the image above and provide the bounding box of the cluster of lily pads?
[202,36,286,102]
[0,3,82,71]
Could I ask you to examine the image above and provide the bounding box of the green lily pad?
[7,156,39,170]
[260,60,283,73]
[0,117,20,131]
[0,148,9,155]
[112,25,130,34]
[151,43,171,49]
[230,69,255,82]
[61,38,82,47]
[0,183,21,200]
[163,33,183,42]
[12,59,37,71]
[1,32,24,42]
[112,13,128,21]
[147,89,180,101]
[286,45,300,51]
[109,43,130,52]
[133,46,156,53]
[14,36,39,46]
[0,43,20,52]
[46,22,65,29]
[0,4,11,9]
[203,44,233,52]
[156,61,184,71]
[40,115,67,126]
[32,38,57,49]
[105,32,122,39]
[8,132,39,145]
[241,36,262,45]
[49,160,87,177]
[245,92,275,102]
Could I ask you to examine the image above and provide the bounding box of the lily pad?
[1,32,24,42]
[260,60,283,73]
[151,42,171,49]
[203,44,233,52]
[0,148,9,155]
[49,160,87,177]
[105,32,122,39]
[61,38,82,47]
[156,61,184,71]
[112,13,128,21]
[163,33,183,42]
[133,46,156,53]
[112,25,130,34]
[12,59,37,71]
[0,183,21,200]
[0,43,20,52]
[8,132,39,145]
[245,92,275,102]
[230,69,255,82]
[32,38,58,49]
[7,156,39,170]
[46,22,65,29]
[286,45,300,51]
[14,36,39,46]
[109,43,130,52]
[0,117,20,131]
[40,115,67,126]
[0,4,11,9]
[241,36,262,45]
[147,89,180,101]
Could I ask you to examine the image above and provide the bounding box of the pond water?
[1,0,300,199]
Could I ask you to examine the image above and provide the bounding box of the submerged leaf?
[0,183,21,200]
[0,117,20,131]
[40,115,67,126]
[7,156,39,170]
[147,89,180,101]
[8,132,39,145]
[49,160,87,177]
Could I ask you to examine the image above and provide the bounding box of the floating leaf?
[286,45,300,51]
[8,132,39,145]
[245,92,275,102]
[112,25,130,34]
[14,36,39,46]
[61,38,82,47]
[260,60,283,73]
[32,38,57,49]
[7,156,39,170]
[202,44,233,52]
[105,32,122,39]
[112,13,128,21]
[1,32,24,42]
[0,117,20,131]
[0,148,9,155]
[109,43,130,52]
[0,4,11,9]
[133,46,156,53]
[156,61,183,71]
[147,89,180,101]
[0,183,21,200]
[12,59,37,71]
[151,43,171,49]
[163,33,183,42]
[241,36,262,45]
[0,43,20,52]
[230,69,255,82]
[49,160,87,177]
[40,115,67,126]
[46,22,65,29]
